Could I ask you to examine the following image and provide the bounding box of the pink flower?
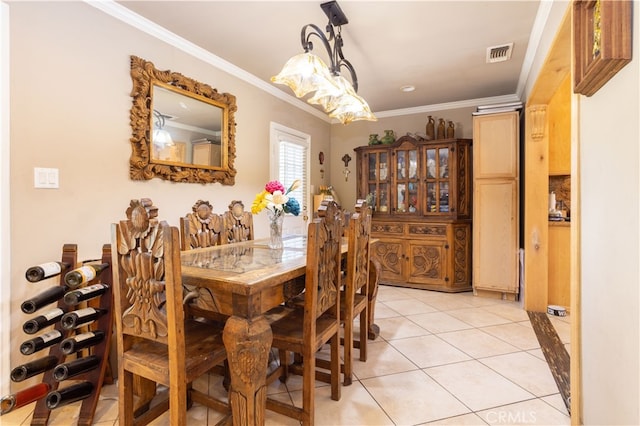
[265,180,286,194]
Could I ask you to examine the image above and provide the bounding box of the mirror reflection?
[129,55,237,184]
[151,84,223,167]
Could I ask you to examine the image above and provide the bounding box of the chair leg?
[169,377,188,426]
[359,305,368,362]
[302,347,315,426]
[343,316,354,386]
[330,334,341,402]
[119,370,135,426]
[278,349,290,383]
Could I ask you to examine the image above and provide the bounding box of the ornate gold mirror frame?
[129,55,237,184]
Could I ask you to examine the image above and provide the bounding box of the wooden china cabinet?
[355,135,472,292]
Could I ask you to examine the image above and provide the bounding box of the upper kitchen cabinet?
[473,112,519,179]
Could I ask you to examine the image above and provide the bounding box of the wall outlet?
[34,167,59,189]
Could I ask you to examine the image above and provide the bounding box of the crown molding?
[85,0,331,123]
[371,94,522,120]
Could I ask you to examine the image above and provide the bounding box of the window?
[270,123,310,233]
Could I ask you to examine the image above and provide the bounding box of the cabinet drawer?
[371,223,404,235]
[407,223,448,239]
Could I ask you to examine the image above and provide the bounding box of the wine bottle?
[60,330,105,355]
[0,382,51,415]
[22,307,66,334]
[60,307,107,330]
[45,381,94,410]
[63,283,109,306]
[20,286,66,314]
[25,262,70,283]
[20,330,63,355]
[10,355,58,382]
[53,355,101,381]
[63,263,109,288]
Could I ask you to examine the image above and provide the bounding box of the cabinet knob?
[445,277,449,282]
[444,244,450,249]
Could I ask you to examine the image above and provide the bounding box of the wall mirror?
[129,55,237,184]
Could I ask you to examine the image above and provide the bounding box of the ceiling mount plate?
[321,1,349,26]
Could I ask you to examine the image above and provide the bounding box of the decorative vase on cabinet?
[354,135,473,292]
[381,130,396,145]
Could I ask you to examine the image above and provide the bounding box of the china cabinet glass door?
[424,146,450,215]
[394,148,419,214]
[367,151,390,214]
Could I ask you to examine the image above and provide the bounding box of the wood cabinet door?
[421,144,453,216]
[371,239,404,283]
[473,179,519,293]
[362,149,392,215]
[406,239,449,286]
[473,112,519,179]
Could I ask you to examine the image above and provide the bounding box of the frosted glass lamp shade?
[307,74,351,112]
[327,79,376,124]
[271,53,338,98]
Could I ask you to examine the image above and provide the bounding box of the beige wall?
[329,107,476,210]
[578,2,639,422]
[6,1,330,385]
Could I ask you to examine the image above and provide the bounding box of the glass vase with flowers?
[251,180,301,249]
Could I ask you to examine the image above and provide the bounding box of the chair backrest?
[345,200,372,302]
[180,200,223,250]
[222,200,254,244]
[304,200,343,329]
[111,198,185,349]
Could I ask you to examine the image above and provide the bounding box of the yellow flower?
[251,190,269,214]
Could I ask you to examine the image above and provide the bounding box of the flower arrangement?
[251,179,301,217]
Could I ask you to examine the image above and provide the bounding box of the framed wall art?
[573,0,632,96]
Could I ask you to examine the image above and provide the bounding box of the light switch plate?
[34,167,59,189]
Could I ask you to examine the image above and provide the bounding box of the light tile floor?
[1,287,571,425]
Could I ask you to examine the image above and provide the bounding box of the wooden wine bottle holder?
[28,243,113,426]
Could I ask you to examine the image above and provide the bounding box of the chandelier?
[271,1,376,125]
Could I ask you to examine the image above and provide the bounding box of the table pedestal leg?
[223,315,272,426]
[367,258,381,340]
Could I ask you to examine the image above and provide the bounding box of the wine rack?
[5,244,114,426]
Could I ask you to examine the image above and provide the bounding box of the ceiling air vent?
[486,43,513,63]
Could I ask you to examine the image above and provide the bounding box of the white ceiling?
[115,1,542,115]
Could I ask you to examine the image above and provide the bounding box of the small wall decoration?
[573,0,632,96]
[342,154,352,181]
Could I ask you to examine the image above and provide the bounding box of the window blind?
[278,140,307,210]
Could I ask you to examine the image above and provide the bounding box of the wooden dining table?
[179,235,328,425]
[180,234,380,425]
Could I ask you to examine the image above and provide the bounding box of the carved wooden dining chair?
[180,199,224,251]
[309,200,371,387]
[265,200,343,425]
[221,200,254,243]
[179,200,228,323]
[339,200,372,384]
[111,198,230,426]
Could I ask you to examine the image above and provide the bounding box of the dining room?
[1,1,639,426]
